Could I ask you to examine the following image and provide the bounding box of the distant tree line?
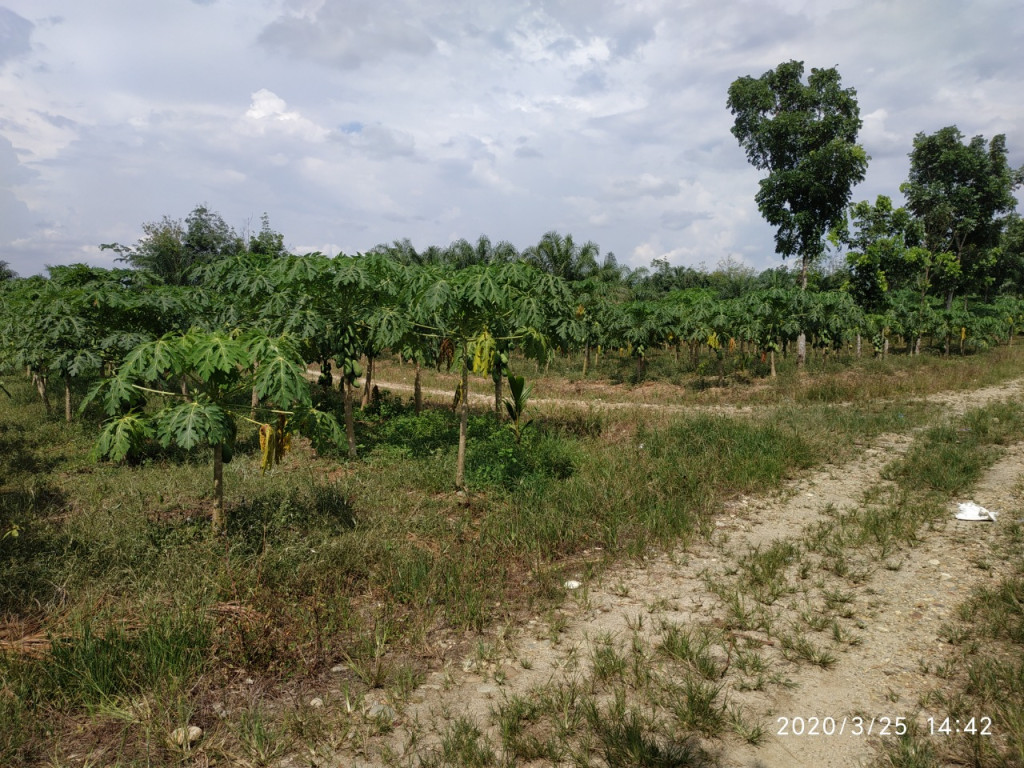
[2,60,1023,434]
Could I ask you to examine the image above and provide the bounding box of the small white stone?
[564,580,581,590]
[171,725,203,747]
[331,664,346,673]
[928,559,940,566]
[309,697,324,708]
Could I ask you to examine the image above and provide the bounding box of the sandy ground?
[296,377,1024,768]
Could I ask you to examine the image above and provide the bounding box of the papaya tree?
[405,261,568,489]
[86,328,343,530]
[606,299,669,380]
[0,265,186,421]
[195,250,375,457]
[741,286,801,376]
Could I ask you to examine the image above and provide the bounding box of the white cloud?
[243,89,329,142]
[0,0,1020,277]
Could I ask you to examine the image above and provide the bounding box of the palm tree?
[523,231,600,282]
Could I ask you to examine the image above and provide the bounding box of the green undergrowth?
[885,399,1024,494]
[1,354,1022,765]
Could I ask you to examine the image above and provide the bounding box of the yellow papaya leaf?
[274,415,289,464]
[259,423,276,475]
[471,330,495,376]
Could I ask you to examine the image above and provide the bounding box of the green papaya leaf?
[93,412,154,462]
[155,399,233,450]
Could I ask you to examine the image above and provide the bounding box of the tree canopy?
[901,126,1024,304]
[727,60,869,287]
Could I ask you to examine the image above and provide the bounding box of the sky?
[0,0,1022,278]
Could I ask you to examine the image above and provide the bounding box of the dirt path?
[307,378,1024,768]
[309,370,757,416]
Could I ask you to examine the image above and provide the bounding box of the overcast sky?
[1,0,1022,278]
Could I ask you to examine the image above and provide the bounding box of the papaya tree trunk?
[33,373,52,414]
[63,374,73,422]
[414,361,423,416]
[212,443,225,532]
[456,353,469,490]
[361,355,374,407]
[583,344,590,377]
[343,379,357,459]
[770,349,776,378]
[493,364,503,418]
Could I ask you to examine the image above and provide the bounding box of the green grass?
[3,342,1024,766]
[420,716,497,767]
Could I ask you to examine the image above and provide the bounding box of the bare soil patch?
[302,378,1023,767]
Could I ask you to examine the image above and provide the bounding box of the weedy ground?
[2,345,1024,767]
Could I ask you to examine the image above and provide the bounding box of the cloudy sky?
[1,0,1022,278]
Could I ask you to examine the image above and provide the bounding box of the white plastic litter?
[955,502,998,522]
[563,580,582,590]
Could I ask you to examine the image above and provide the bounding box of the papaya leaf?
[188,332,250,382]
[251,353,310,407]
[79,374,145,416]
[293,406,345,454]
[155,399,233,450]
[93,412,153,462]
[121,332,187,381]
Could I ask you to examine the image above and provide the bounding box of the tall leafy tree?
[246,212,288,258]
[900,126,1023,306]
[103,204,244,285]
[834,195,924,311]
[727,60,869,366]
[990,214,1024,294]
